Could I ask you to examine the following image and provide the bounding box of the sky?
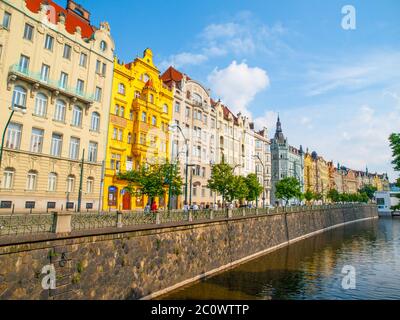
[76,0,399,181]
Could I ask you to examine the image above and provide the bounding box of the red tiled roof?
[25,0,95,39]
[160,66,184,83]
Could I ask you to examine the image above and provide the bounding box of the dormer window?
[142,74,150,83]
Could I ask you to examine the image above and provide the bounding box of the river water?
[159,217,400,300]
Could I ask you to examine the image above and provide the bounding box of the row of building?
[0,0,390,212]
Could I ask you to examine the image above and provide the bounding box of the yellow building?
[103,49,173,211]
[304,151,330,200]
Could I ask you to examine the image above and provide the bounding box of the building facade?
[0,0,114,212]
[271,117,304,205]
[103,49,173,211]
[254,127,272,207]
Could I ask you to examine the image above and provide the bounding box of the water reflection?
[159,218,400,300]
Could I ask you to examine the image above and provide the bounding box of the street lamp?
[167,150,187,211]
[169,124,190,207]
[253,155,266,209]
[0,104,27,171]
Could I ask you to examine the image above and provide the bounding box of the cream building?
[161,67,217,208]
[0,0,114,212]
[254,127,272,207]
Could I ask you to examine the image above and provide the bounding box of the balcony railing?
[9,64,95,105]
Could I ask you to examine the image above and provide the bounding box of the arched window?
[142,73,150,83]
[120,106,125,118]
[127,132,132,144]
[34,93,48,117]
[26,170,38,191]
[86,177,94,193]
[100,40,107,52]
[115,104,119,115]
[67,175,75,193]
[91,112,100,132]
[2,167,15,189]
[118,83,125,95]
[193,93,202,104]
[54,99,66,122]
[163,104,168,114]
[48,172,57,192]
[72,106,83,127]
[12,86,27,109]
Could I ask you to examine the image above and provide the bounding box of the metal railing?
[0,203,374,238]
[0,213,54,237]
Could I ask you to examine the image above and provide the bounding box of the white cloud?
[159,52,208,70]
[208,61,270,116]
[254,110,279,131]
[305,51,400,96]
[160,12,291,69]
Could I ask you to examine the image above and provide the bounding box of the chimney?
[67,0,90,22]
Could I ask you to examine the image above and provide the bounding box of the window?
[63,44,72,59]
[152,116,157,126]
[86,177,94,193]
[96,60,101,74]
[54,99,66,122]
[142,73,150,83]
[67,175,75,193]
[59,72,68,89]
[185,107,190,118]
[88,142,98,163]
[26,170,37,191]
[120,106,125,118]
[44,34,54,51]
[163,104,168,114]
[149,94,154,104]
[0,44,3,60]
[50,133,62,157]
[112,128,117,140]
[30,128,44,153]
[6,123,22,150]
[134,91,140,99]
[129,110,133,121]
[2,12,11,29]
[115,104,119,115]
[100,40,107,52]
[69,137,80,160]
[141,112,147,122]
[2,168,14,189]
[118,129,123,141]
[40,64,50,82]
[79,53,87,67]
[102,63,107,76]
[76,79,84,95]
[48,173,57,192]
[127,133,132,144]
[12,85,27,109]
[139,133,146,145]
[72,106,83,127]
[91,112,100,132]
[110,154,121,171]
[95,87,102,102]
[34,93,47,117]
[118,83,125,95]
[23,23,34,41]
[19,55,30,73]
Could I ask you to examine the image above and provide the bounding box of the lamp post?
[253,155,266,209]
[169,124,189,207]
[167,151,186,211]
[0,105,27,172]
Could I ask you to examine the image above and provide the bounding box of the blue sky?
[78,0,399,180]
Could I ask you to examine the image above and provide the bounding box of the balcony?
[8,65,95,106]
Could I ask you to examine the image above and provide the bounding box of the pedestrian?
[151,201,158,213]
[183,202,189,212]
[144,203,150,214]
[193,203,199,211]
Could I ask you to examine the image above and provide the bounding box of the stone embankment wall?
[0,205,378,300]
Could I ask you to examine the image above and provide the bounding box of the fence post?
[52,211,72,234]
[210,210,214,220]
[227,209,233,218]
[243,209,246,217]
[156,211,161,225]
[189,210,193,222]
[116,211,123,228]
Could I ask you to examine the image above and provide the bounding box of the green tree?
[389,133,400,171]
[227,176,249,203]
[275,177,302,206]
[118,162,183,203]
[207,163,234,206]
[327,189,340,203]
[358,184,377,200]
[314,192,323,201]
[304,190,315,204]
[245,174,263,202]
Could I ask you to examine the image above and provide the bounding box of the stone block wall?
[0,205,378,300]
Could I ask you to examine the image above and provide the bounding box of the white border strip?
[141,215,378,300]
